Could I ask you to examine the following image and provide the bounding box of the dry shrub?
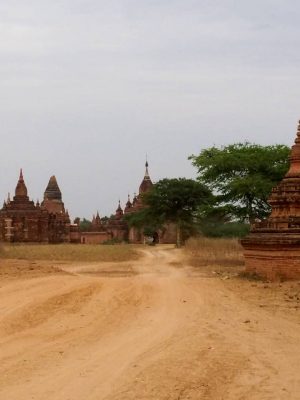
[184,236,244,269]
[0,244,140,263]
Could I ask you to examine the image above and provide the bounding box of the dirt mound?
[0,259,67,280]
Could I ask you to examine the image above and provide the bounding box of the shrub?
[200,221,250,238]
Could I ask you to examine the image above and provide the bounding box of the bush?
[184,236,244,268]
[200,221,250,238]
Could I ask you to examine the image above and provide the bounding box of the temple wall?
[128,227,143,243]
[80,232,110,244]
[109,228,127,241]
[244,249,300,280]
[69,226,81,243]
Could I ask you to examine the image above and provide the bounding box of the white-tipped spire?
[144,157,150,180]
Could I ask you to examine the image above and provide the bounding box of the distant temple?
[0,162,176,244]
[0,171,71,243]
[80,161,176,244]
[242,121,300,280]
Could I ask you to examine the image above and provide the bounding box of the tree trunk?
[176,224,181,248]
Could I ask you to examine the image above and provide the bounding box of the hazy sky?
[1,0,300,218]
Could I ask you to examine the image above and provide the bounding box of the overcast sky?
[1,0,299,218]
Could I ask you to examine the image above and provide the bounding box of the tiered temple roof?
[42,175,66,214]
[241,120,300,280]
[0,170,71,243]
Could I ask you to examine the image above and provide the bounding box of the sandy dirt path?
[0,246,300,399]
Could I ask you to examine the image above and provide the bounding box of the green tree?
[124,208,160,239]
[190,143,290,223]
[79,218,92,232]
[126,178,212,247]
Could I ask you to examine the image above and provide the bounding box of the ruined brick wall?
[80,232,111,244]
[244,249,300,280]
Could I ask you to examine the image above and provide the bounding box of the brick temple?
[241,121,300,280]
[0,162,176,244]
[0,171,71,243]
[81,161,176,244]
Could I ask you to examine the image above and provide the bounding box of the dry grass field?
[1,241,300,399]
[0,243,139,262]
[184,236,245,277]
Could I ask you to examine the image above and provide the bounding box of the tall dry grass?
[0,244,139,263]
[184,236,244,271]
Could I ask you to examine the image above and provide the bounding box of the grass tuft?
[184,236,244,270]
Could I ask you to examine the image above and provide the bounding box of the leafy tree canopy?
[126,178,212,246]
[79,218,92,232]
[189,143,290,222]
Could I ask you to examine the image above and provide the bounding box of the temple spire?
[115,199,123,219]
[285,120,300,178]
[14,169,28,198]
[126,194,132,207]
[241,119,300,280]
[139,159,153,194]
[44,175,62,201]
[116,199,123,212]
[144,158,150,180]
[296,120,300,143]
[95,211,101,224]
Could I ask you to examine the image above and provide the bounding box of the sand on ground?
[0,246,300,400]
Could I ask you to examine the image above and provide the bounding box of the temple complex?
[80,161,156,244]
[80,161,176,244]
[79,211,110,244]
[0,161,176,245]
[123,160,154,243]
[0,171,71,243]
[241,121,300,280]
[122,162,176,243]
[106,202,128,241]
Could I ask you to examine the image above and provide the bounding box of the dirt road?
[0,247,300,399]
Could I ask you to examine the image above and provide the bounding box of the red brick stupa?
[241,121,300,280]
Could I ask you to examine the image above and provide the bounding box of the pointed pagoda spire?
[95,211,101,224]
[116,199,123,212]
[44,175,62,201]
[132,192,138,205]
[124,194,133,214]
[285,120,300,179]
[144,157,150,180]
[296,119,300,142]
[268,120,300,219]
[115,199,123,219]
[126,194,132,208]
[139,159,153,194]
[15,169,28,198]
